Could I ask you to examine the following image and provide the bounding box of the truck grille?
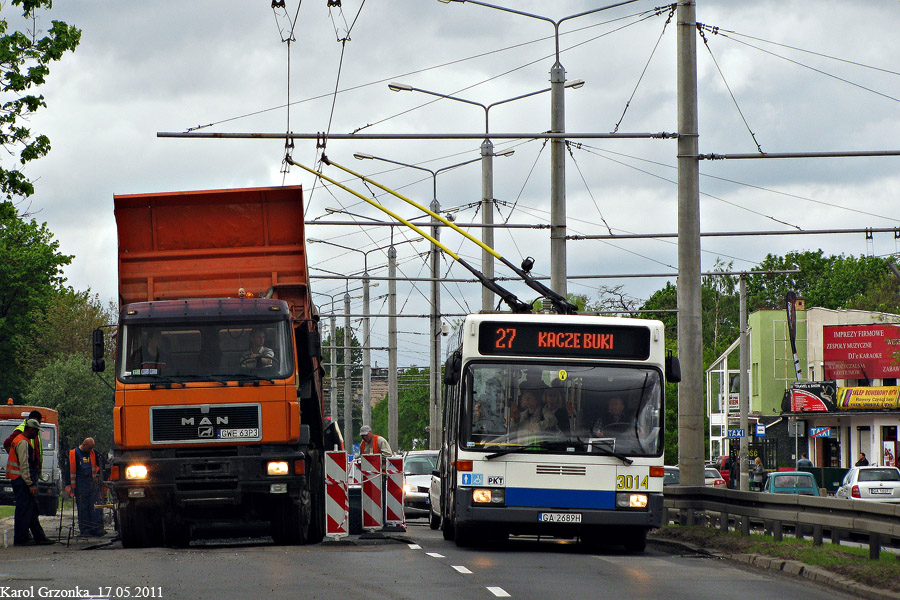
[150,404,261,444]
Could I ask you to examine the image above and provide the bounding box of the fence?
[662,486,900,559]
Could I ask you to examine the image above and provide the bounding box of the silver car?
[835,466,900,503]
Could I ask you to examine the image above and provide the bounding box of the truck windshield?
[460,362,663,457]
[117,320,293,382]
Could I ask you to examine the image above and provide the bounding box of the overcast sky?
[16,0,900,368]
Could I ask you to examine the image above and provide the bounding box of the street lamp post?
[388,81,582,310]
[309,238,412,429]
[353,152,480,450]
[438,0,638,297]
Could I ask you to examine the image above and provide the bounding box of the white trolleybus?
[437,312,680,551]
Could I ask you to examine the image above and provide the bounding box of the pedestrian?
[359,425,393,457]
[727,453,739,489]
[3,409,45,473]
[797,452,814,468]
[5,419,53,546]
[855,452,869,467]
[753,456,766,491]
[65,437,106,537]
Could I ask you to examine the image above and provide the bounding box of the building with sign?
[707,304,900,470]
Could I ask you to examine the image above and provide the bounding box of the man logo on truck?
[198,427,213,438]
[181,417,229,426]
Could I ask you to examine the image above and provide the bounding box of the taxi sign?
[727,428,745,438]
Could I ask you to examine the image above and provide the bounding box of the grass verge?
[654,525,900,593]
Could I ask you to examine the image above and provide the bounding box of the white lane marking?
[451,565,472,574]
[487,587,510,597]
[426,552,446,558]
[408,544,422,549]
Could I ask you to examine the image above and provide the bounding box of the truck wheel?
[271,490,311,545]
[307,451,326,544]
[163,518,191,548]
[119,505,162,548]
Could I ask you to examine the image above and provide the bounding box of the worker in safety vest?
[5,419,53,546]
[2,409,44,472]
[65,437,106,537]
[359,425,393,457]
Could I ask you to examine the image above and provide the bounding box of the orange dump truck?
[93,186,329,547]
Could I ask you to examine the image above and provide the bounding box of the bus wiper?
[485,446,528,460]
[587,444,634,465]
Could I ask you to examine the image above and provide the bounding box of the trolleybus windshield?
[461,362,662,457]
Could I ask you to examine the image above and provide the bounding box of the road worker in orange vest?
[5,419,53,546]
[65,437,106,537]
[359,425,393,457]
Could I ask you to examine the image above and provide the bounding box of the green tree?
[1,0,81,199]
[0,201,72,399]
[747,250,892,311]
[18,287,116,377]
[371,367,429,452]
[23,353,114,453]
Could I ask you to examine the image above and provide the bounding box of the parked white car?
[835,466,900,503]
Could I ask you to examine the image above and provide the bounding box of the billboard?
[784,381,837,412]
[823,324,900,380]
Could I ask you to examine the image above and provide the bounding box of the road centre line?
[451,565,472,574]
[408,544,421,549]
[426,552,446,558]
[487,587,511,597]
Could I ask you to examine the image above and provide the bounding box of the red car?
[711,456,732,488]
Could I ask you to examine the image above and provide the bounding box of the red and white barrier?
[384,456,406,530]
[360,454,383,531]
[324,451,349,539]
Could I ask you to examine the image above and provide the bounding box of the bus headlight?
[616,492,648,509]
[472,488,505,505]
[125,465,148,480]
[267,461,290,476]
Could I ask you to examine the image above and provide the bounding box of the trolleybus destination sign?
[478,321,651,360]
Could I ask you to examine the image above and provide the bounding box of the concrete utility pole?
[329,314,337,427]
[739,274,750,491]
[430,197,441,450]
[388,245,399,447]
[676,0,704,487]
[343,292,353,448]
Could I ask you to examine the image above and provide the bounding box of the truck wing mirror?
[91,328,106,373]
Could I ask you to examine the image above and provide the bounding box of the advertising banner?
[786,381,837,412]
[836,386,900,410]
[823,323,900,380]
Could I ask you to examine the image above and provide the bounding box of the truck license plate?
[538,512,582,523]
[218,428,259,439]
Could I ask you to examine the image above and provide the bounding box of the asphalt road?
[0,514,861,600]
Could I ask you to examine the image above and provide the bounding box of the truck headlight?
[267,461,289,476]
[125,465,148,480]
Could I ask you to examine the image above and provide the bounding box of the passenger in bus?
[474,376,507,434]
[543,382,570,434]
[517,389,557,438]
[520,368,549,392]
[591,396,632,437]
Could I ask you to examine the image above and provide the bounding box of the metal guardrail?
[662,486,900,559]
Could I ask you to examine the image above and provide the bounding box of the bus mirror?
[91,329,105,372]
[665,355,681,383]
[444,352,461,386]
